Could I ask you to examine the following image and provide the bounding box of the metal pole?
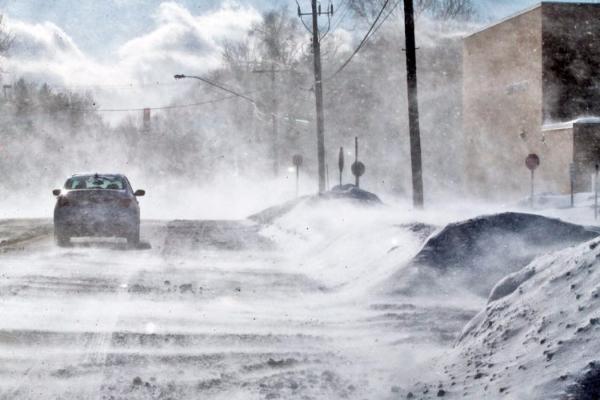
[355,137,359,187]
[311,0,326,194]
[530,169,535,209]
[403,0,424,208]
[296,164,300,198]
[326,164,330,191]
[339,146,344,187]
[570,164,574,208]
[594,164,600,219]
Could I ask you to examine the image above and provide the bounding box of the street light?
[173,74,257,104]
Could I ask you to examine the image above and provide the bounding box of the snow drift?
[428,238,600,399]
[249,185,382,225]
[384,212,598,298]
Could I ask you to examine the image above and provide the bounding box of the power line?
[296,0,313,33]
[368,0,402,40]
[35,81,186,90]
[322,0,351,39]
[327,0,391,80]
[2,94,244,116]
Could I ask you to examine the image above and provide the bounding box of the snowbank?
[384,212,597,298]
[254,195,432,295]
[249,185,382,225]
[430,238,600,399]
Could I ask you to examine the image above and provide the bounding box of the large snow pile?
[249,185,382,225]
[415,238,600,399]
[384,213,598,297]
[324,184,382,203]
[255,197,433,294]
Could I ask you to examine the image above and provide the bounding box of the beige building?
[463,2,600,199]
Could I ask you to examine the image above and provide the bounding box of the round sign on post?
[351,161,365,188]
[292,154,303,167]
[525,153,540,171]
[351,161,366,177]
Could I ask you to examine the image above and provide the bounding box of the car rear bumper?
[54,207,139,237]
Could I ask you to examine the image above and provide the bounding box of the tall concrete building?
[463,2,600,199]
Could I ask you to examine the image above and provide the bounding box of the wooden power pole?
[311,0,326,193]
[298,0,330,194]
[403,0,424,208]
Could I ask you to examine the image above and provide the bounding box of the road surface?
[0,219,473,400]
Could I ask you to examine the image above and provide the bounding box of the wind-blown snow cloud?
[3,2,261,110]
[116,2,260,83]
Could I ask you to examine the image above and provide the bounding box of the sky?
[0,0,598,112]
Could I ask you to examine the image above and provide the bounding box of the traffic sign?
[525,154,540,171]
[292,154,303,167]
[351,161,365,178]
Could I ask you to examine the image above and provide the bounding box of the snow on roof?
[465,2,600,39]
[542,116,600,132]
[464,3,542,39]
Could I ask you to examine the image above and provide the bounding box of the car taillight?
[58,197,71,207]
[119,199,132,208]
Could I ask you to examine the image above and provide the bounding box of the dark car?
[52,173,145,246]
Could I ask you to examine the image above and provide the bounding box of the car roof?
[70,173,126,178]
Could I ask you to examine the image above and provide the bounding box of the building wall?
[542,3,600,123]
[573,122,600,191]
[463,6,543,199]
[538,3,600,193]
[539,126,573,193]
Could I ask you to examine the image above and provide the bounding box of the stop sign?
[526,154,540,171]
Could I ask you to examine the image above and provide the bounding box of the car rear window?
[65,175,126,190]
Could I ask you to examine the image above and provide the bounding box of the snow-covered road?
[4,197,595,400]
[0,217,468,400]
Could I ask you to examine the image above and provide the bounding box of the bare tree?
[0,16,12,56]
[417,0,475,21]
[349,0,476,22]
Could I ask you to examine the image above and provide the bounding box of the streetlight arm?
[173,73,257,105]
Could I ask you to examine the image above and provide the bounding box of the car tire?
[127,225,140,246]
[55,230,70,247]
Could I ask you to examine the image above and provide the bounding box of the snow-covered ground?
[1,191,600,399]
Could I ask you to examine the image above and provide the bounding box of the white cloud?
[3,2,261,113]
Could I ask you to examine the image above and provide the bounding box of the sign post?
[355,137,359,186]
[594,164,600,219]
[525,154,540,208]
[569,163,576,208]
[293,154,303,198]
[351,137,366,189]
[338,147,344,187]
[351,161,366,188]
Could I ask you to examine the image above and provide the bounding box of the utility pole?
[299,1,333,194]
[403,0,424,208]
[253,63,282,177]
[270,64,279,177]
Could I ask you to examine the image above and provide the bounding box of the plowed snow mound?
[432,239,600,399]
[385,213,598,297]
[249,185,382,225]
